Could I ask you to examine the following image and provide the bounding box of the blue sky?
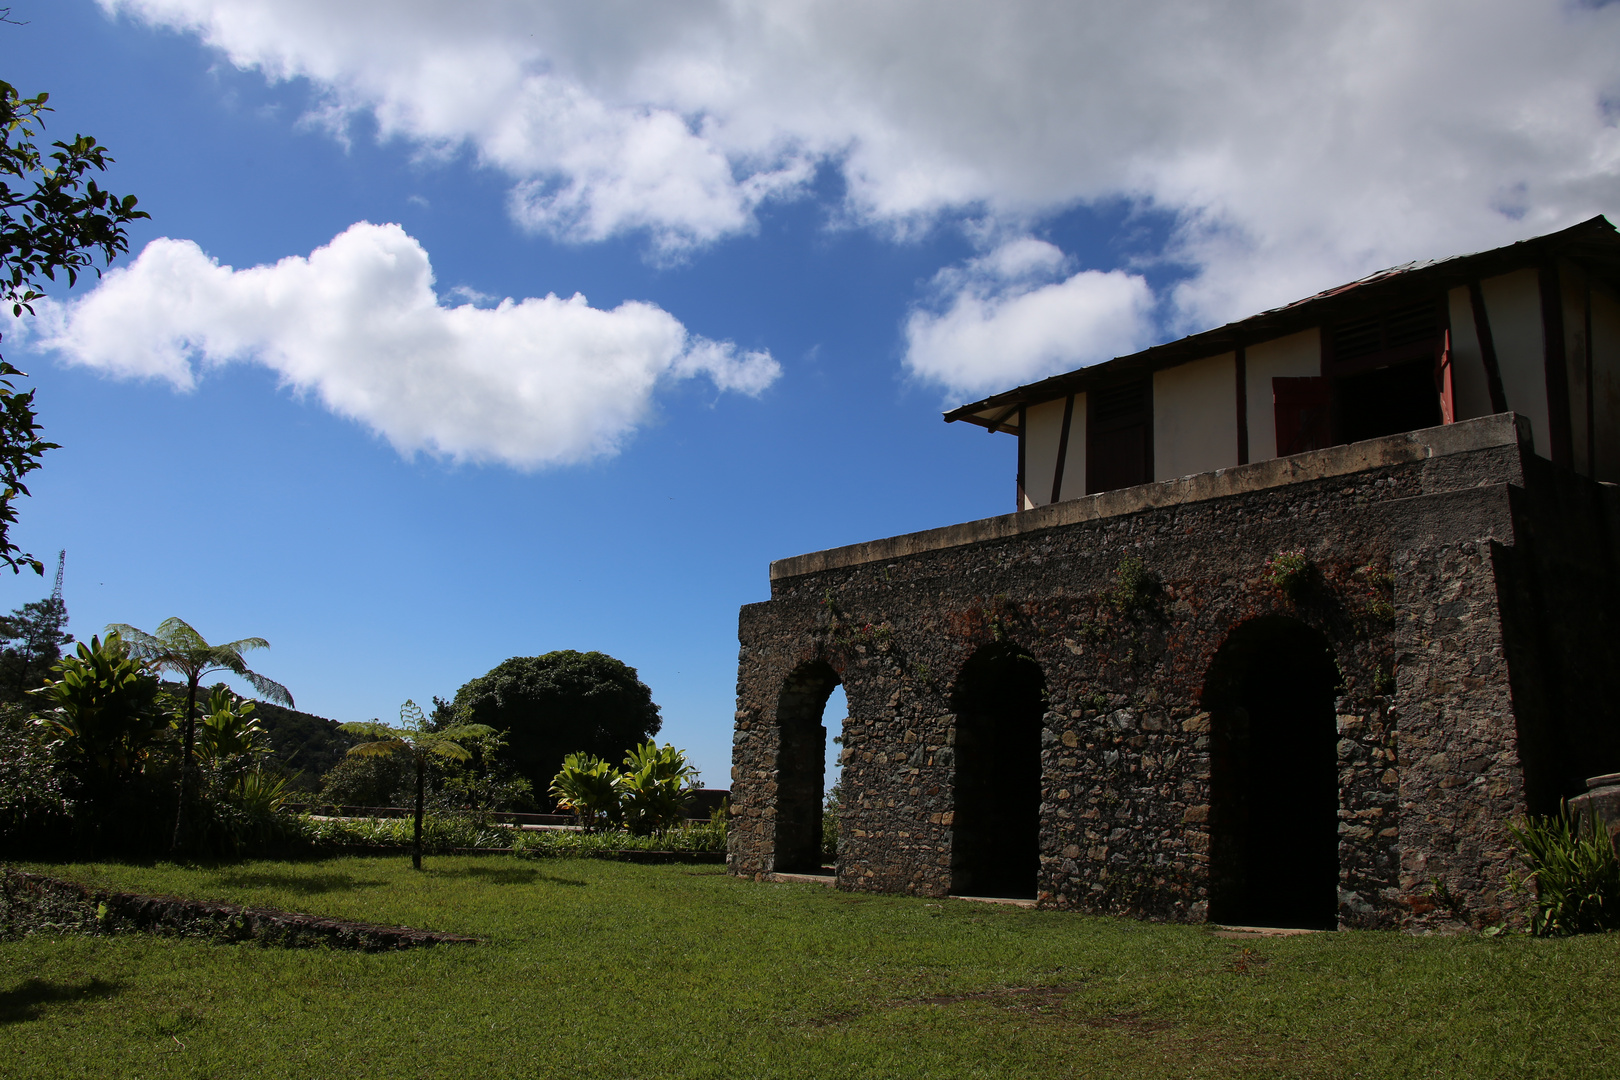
[3,1,1617,784]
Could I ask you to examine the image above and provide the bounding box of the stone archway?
[1203,616,1341,929]
[772,660,841,873]
[950,642,1045,899]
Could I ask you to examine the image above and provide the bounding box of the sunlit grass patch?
[4,857,1618,1079]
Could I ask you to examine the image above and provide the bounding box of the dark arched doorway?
[773,661,841,873]
[950,642,1045,898]
[1203,616,1340,929]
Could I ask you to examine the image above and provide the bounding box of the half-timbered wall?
[1013,262,1620,511]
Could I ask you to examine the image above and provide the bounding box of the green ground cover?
[2,857,1617,1079]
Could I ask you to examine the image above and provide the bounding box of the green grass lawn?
[3,856,1617,1079]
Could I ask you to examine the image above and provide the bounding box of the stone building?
[727,216,1620,930]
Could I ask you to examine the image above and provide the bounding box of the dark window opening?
[1336,357,1442,444]
[1203,617,1340,930]
[950,643,1044,899]
[1087,379,1152,494]
[773,661,841,874]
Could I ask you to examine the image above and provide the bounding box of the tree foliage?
[0,589,69,702]
[453,650,661,800]
[0,79,147,574]
[107,617,291,853]
[32,631,165,791]
[340,700,495,869]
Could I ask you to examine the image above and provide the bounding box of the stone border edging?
[0,869,479,951]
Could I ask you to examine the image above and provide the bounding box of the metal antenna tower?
[50,549,64,606]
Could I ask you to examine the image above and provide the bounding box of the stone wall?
[729,415,1620,929]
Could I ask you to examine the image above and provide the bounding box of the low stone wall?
[0,869,478,950]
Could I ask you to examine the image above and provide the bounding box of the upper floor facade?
[945,216,1620,509]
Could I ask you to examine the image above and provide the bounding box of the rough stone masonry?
[727,414,1620,930]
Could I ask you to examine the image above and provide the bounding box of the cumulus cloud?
[904,239,1154,397]
[101,2,1620,327]
[26,223,778,467]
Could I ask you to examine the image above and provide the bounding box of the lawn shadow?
[438,865,588,887]
[211,871,389,895]
[0,977,121,1025]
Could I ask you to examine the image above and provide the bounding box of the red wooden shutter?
[1273,376,1333,456]
[1436,328,1455,425]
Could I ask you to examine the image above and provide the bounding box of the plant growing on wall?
[1264,549,1311,598]
[1108,556,1159,614]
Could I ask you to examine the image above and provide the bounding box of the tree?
[0,591,69,702]
[31,631,165,794]
[339,701,495,870]
[452,650,662,801]
[106,618,292,854]
[0,78,147,574]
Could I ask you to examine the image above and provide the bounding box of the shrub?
[514,821,726,859]
[1108,556,1159,613]
[549,752,620,830]
[318,751,413,807]
[549,742,701,834]
[1507,804,1620,936]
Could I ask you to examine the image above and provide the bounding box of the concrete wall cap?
[770,413,1527,581]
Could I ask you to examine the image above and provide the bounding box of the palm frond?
[428,741,473,763]
[345,739,406,759]
[237,668,294,707]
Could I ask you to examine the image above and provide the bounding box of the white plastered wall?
[1022,397,1067,508]
[1153,353,1238,481]
[1480,268,1552,459]
[1244,329,1321,462]
[1590,279,1620,483]
[1446,286,1497,422]
[1058,393,1087,501]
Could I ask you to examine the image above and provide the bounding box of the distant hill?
[250,700,356,791]
[163,682,355,791]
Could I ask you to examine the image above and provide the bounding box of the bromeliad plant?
[1507,804,1620,936]
[340,700,496,870]
[617,741,699,835]
[550,741,701,835]
[550,752,621,831]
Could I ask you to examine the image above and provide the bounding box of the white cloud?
[26,223,778,468]
[904,239,1154,397]
[101,2,1620,329]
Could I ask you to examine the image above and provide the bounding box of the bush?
[514,821,726,858]
[0,702,71,853]
[1508,804,1620,936]
[317,751,413,807]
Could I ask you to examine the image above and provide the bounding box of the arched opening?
[1203,616,1340,929]
[950,642,1045,898]
[773,661,841,873]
